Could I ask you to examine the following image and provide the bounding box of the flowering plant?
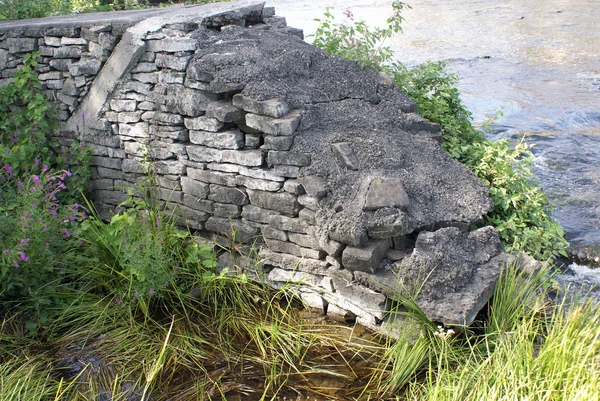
[0,164,88,327]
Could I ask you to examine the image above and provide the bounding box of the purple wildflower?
[32,175,41,185]
[3,164,13,177]
[149,288,155,295]
[61,229,72,238]
[14,262,19,269]
[115,297,121,305]
[17,252,29,262]
[3,249,8,255]
[42,164,49,173]
[135,291,139,298]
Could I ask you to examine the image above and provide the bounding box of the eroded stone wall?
[0,2,511,332]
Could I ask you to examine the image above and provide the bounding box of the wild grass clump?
[311,2,569,260]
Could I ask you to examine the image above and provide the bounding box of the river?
[267,0,600,265]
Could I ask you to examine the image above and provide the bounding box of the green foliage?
[311,2,409,70]
[0,0,72,20]
[80,172,217,312]
[311,6,569,260]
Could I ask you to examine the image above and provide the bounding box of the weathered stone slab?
[242,204,279,224]
[363,177,410,211]
[206,100,243,123]
[221,150,263,167]
[262,135,294,151]
[208,184,248,205]
[213,203,242,218]
[267,150,310,167]
[184,116,224,132]
[165,85,219,117]
[7,38,38,54]
[268,215,311,234]
[235,175,282,192]
[146,38,198,52]
[264,238,324,259]
[247,189,300,216]
[232,94,290,118]
[262,226,288,241]
[187,168,237,186]
[300,175,327,198]
[189,129,244,150]
[205,217,260,243]
[330,142,359,170]
[342,239,390,273]
[186,145,223,163]
[180,176,209,199]
[259,249,329,275]
[245,110,302,136]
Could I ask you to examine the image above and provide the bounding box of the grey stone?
[267,151,310,167]
[187,168,237,186]
[132,62,157,73]
[155,53,191,71]
[123,141,146,157]
[232,94,290,118]
[268,215,311,234]
[49,58,72,71]
[132,72,157,83]
[300,175,327,198]
[8,38,38,54]
[158,70,186,84]
[267,268,322,289]
[61,37,88,46]
[259,249,329,275]
[98,32,118,50]
[38,71,63,81]
[57,93,78,107]
[262,136,294,151]
[205,217,260,244]
[151,161,184,175]
[184,116,223,132]
[342,239,390,274]
[237,166,285,182]
[39,45,54,57]
[235,175,282,192]
[330,142,359,171]
[117,112,142,123]
[150,125,188,141]
[213,203,242,218]
[272,165,300,178]
[242,204,279,224]
[54,45,86,59]
[61,78,79,96]
[183,194,214,213]
[248,189,300,216]
[122,158,145,173]
[43,36,61,47]
[329,213,368,247]
[298,208,316,225]
[244,134,262,149]
[206,101,243,123]
[288,232,320,249]
[264,238,325,261]
[207,163,240,173]
[245,110,301,136]
[262,226,288,241]
[165,85,219,117]
[363,177,410,211]
[208,184,248,205]
[153,112,184,125]
[46,80,64,90]
[189,129,244,150]
[110,99,137,112]
[297,195,319,210]
[138,101,155,110]
[283,180,305,195]
[146,38,198,52]
[221,150,263,167]
[178,205,209,229]
[181,176,209,199]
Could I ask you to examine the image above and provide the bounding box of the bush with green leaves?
[311,4,568,260]
[80,174,218,314]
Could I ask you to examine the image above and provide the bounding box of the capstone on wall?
[0,2,512,332]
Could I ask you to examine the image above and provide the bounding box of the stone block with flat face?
[342,239,390,273]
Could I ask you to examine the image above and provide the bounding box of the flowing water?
[267,0,600,265]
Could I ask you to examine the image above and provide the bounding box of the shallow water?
[268,0,600,259]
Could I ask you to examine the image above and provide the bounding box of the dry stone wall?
[0,2,512,332]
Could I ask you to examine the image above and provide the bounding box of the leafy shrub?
[0,166,88,330]
[81,174,217,312]
[0,53,91,332]
[0,0,72,20]
[311,5,568,260]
